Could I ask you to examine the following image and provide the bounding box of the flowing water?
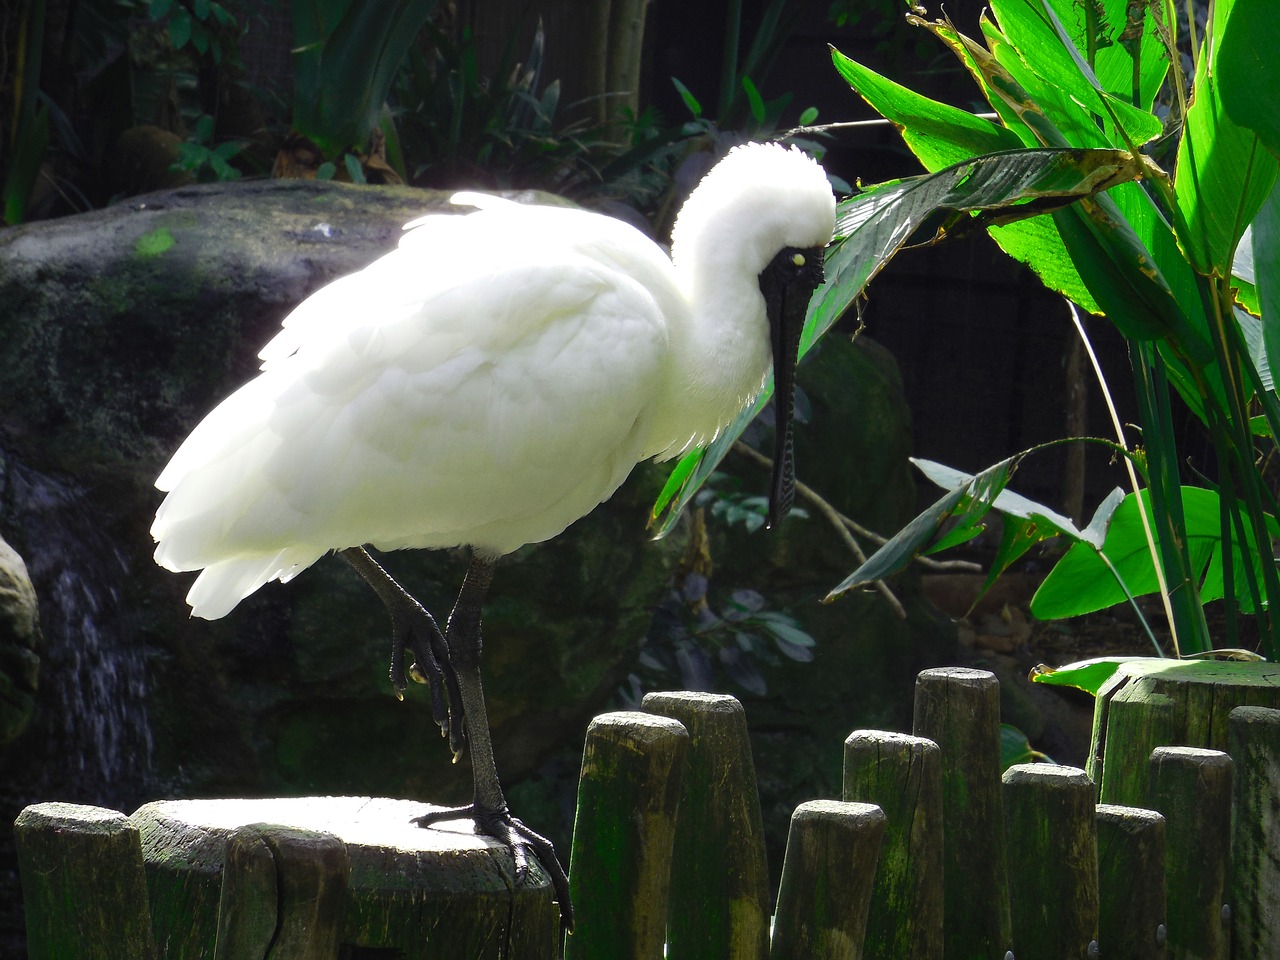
[1,459,154,808]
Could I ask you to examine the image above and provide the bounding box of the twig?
[731,443,978,618]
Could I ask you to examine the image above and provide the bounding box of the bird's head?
[670,142,836,530]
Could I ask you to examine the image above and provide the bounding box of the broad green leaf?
[830,46,1021,171]
[1029,657,1145,694]
[832,43,1101,312]
[1001,723,1051,769]
[988,215,1102,313]
[988,0,1162,146]
[1032,487,1280,618]
[827,446,1082,600]
[291,0,438,157]
[1174,0,1280,276]
[652,148,1151,535]
[1042,0,1169,111]
[1217,0,1280,159]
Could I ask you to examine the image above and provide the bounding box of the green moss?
[134,227,175,257]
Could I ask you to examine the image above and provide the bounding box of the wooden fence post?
[14,802,159,960]
[1095,689,1177,805]
[1003,764,1099,960]
[214,824,348,960]
[912,667,1012,959]
[1095,804,1167,959]
[642,690,771,960]
[1148,746,1233,960]
[566,710,689,960]
[842,730,943,958]
[769,800,886,960]
[1228,705,1280,956]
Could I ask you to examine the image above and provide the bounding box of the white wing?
[153,202,681,618]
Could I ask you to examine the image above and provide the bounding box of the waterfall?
[2,459,154,810]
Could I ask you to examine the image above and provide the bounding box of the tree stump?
[22,796,559,959]
[1090,659,1280,805]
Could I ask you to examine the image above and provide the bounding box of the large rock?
[0,534,40,745]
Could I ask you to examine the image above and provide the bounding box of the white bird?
[151,141,836,930]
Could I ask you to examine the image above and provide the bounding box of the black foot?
[390,596,466,759]
[340,547,466,758]
[413,804,574,937]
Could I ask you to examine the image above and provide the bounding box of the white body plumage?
[152,143,836,619]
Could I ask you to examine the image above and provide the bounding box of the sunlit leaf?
[1032,486,1280,618]
[1174,0,1280,276]
[1029,656,1145,695]
[1217,0,1280,159]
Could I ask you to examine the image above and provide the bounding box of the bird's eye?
[791,252,806,268]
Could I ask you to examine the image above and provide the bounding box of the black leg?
[411,550,575,938]
[340,546,465,758]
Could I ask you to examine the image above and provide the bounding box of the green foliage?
[1001,723,1052,768]
[172,114,245,182]
[391,21,605,191]
[290,0,439,160]
[654,0,1280,660]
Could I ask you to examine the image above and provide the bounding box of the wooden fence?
[15,664,1280,958]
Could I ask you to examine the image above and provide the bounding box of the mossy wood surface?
[768,800,885,960]
[841,730,943,958]
[1002,764,1099,960]
[1095,804,1167,960]
[132,796,557,959]
[912,667,1011,959]
[14,802,159,960]
[642,691,772,960]
[1090,659,1280,805]
[1228,706,1280,956]
[565,711,689,960]
[1147,747,1233,960]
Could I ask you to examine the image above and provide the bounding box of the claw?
[412,804,574,938]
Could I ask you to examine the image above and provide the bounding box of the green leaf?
[741,75,766,125]
[831,45,1021,172]
[827,446,1082,600]
[1040,0,1169,111]
[343,152,366,183]
[1032,486,1280,618]
[1254,183,1280,398]
[291,0,438,158]
[1029,657,1142,695]
[988,0,1163,145]
[1001,723,1051,769]
[798,105,818,127]
[1174,0,1280,275]
[1218,0,1280,158]
[671,77,702,118]
[169,7,192,48]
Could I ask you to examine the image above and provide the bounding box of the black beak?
[759,246,825,530]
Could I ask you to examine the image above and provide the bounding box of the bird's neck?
[646,258,772,461]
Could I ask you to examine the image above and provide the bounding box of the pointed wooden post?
[566,710,689,960]
[1148,746,1233,960]
[14,802,158,960]
[1228,706,1280,956]
[842,730,943,958]
[643,691,771,960]
[769,800,886,960]
[1003,764,1099,960]
[1096,804,1167,960]
[913,667,1012,959]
